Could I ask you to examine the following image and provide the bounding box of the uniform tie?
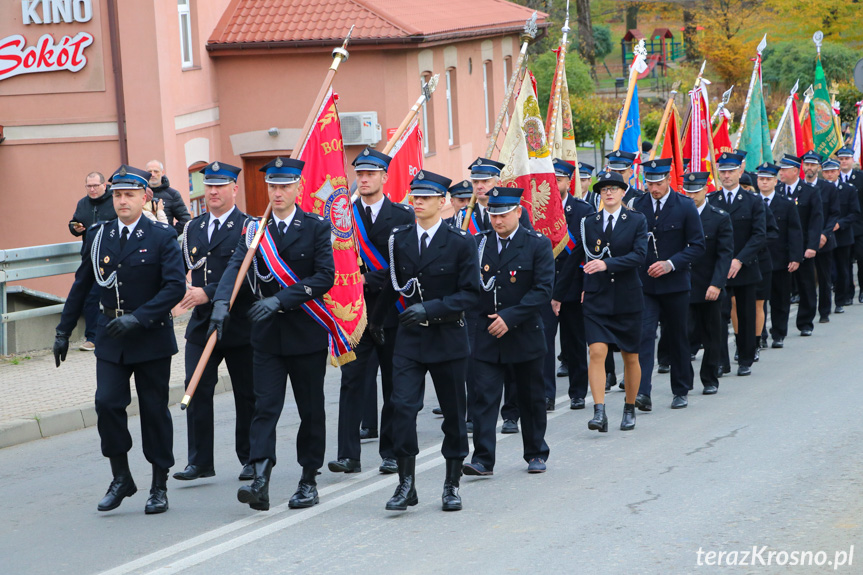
[278,221,287,237]
[786,184,792,196]
[481,208,490,230]
[420,232,429,256]
[764,197,770,209]
[727,191,734,204]
[365,205,373,225]
[119,226,129,250]
[499,237,510,254]
[654,198,661,219]
[604,213,614,238]
[210,219,220,242]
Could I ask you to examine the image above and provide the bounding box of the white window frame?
[446,69,454,146]
[503,57,510,93]
[178,0,194,68]
[483,63,490,134]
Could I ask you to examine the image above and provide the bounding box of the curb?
[0,374,233,450]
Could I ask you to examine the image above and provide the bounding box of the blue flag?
[620,84,641,155]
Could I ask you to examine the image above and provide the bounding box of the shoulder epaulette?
[393,202,413,211]
[391,224,412,234]
[447,224,469,237]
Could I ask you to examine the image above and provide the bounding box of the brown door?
[241,155,276,217]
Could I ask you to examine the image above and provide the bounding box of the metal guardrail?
[0,241,83,355]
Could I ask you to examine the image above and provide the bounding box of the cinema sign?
[1,0,99,85]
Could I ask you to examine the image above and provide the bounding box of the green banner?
[738,73,773,167]
[810,58,841,157]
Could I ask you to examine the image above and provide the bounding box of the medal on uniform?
[103,256,110,263]
[99,267,104,274]
[192,247,197,254]
[483,264,490,272]
[595,246,600,252]
[510,271,517,283]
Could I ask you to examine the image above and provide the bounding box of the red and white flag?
[498,72,568,255]
[683,83,716,192]
[382,118,423,204]
[712,108,734,157]
[297,88,365,364]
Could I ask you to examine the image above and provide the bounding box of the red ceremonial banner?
[683,86,716,192]
[297,89,365,364]
[712,112,734,157]
[382,118,423,204]
[660,106,685,192]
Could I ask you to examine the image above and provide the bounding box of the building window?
[421,72,436,156]
[178,0,194,68]
[446,68,459,147]
[483,61,494,134]
[503,56,511,92]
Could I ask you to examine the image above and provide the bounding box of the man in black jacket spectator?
[68,172,116,351]
[146,160,192,236]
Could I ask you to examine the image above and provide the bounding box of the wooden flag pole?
[678,60,707,147]
[771,80,799,152]
[648,81,681,161]
[180,28,355,410]
[382,75,440,156]
[462,12,538,230]
[612,39,647,151]
[547,3,579,195]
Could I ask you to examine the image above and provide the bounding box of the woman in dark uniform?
[580,172,648,432]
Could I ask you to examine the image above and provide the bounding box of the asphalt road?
[2,307,861,574]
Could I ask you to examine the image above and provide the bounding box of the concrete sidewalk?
[0,313,231,449]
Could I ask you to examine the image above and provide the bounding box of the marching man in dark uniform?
[463,186,554,477]
[461,158,533,232]
[801,151,841,324]
[580,162,602,210]
[54,165,186,514]
[369,169,480,512]
[683,172,733,394]
[174,162,256,483]
[329,148,413,476]
[836,147,863,302]
[581,172,648,432]
[632,158,705,410]
[447,180,473,226]
[209,157,335,512]
[776,154,823,336]
[709,151,766,376]
[550,159,595,410]
[822,158,860,311]
[755,163,803,349]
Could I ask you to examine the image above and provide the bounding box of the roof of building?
[208,0,548,50]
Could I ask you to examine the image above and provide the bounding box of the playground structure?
[621,28,685,77]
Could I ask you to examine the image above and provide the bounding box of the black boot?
[288,468,319,509]
[144,465,169,514]
[441,459,462,512]
[620,403,636,431]
[97,454,137,512]
[386,456,418,511]
[238,459,273,511]
[587,404,608,433]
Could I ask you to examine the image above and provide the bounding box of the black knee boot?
[442,459,462,511]
[386,456,418,511]
[238,459,273,511]
[97,454,137,512]
[145,465,169,514]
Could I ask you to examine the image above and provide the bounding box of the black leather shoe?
[238,459,273,511]
[556,362,569,377]
[328,458,361,473]
[359,427,378,440]
[605,373,614,391]
[465,420,474,434]
[97,455,137,512]
[859,292,863,304]
[462,461,493,476]
[703,385,718,395]
[172,464,215,481]
[432,407,443,415]
[759,337,769,350]
[737,365,752,376]
[819,316,830,324]
[546,398,556,412]
[801,329,813,336]
[635,394,652,412]
[791,294,800,304]
[288,468,319,509]
[587,404,608,432]
[527,458,547,473]
[144,466,169,514]
[379,458,398,474]
[570,398,585,410]
[753,348,760,362]
[620,403,636,431]
[715,366,724,379]
[618,379,625,390]
[734,347,739,362]
[721,364,732,374]
[238,463,255,481]
[671,395,688,409]
[386,457,418,511]
[657,364,670,374]
[441,460,462,511]
[835,306,845,314]
[771,338,784,349]
[501,419,519,434]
